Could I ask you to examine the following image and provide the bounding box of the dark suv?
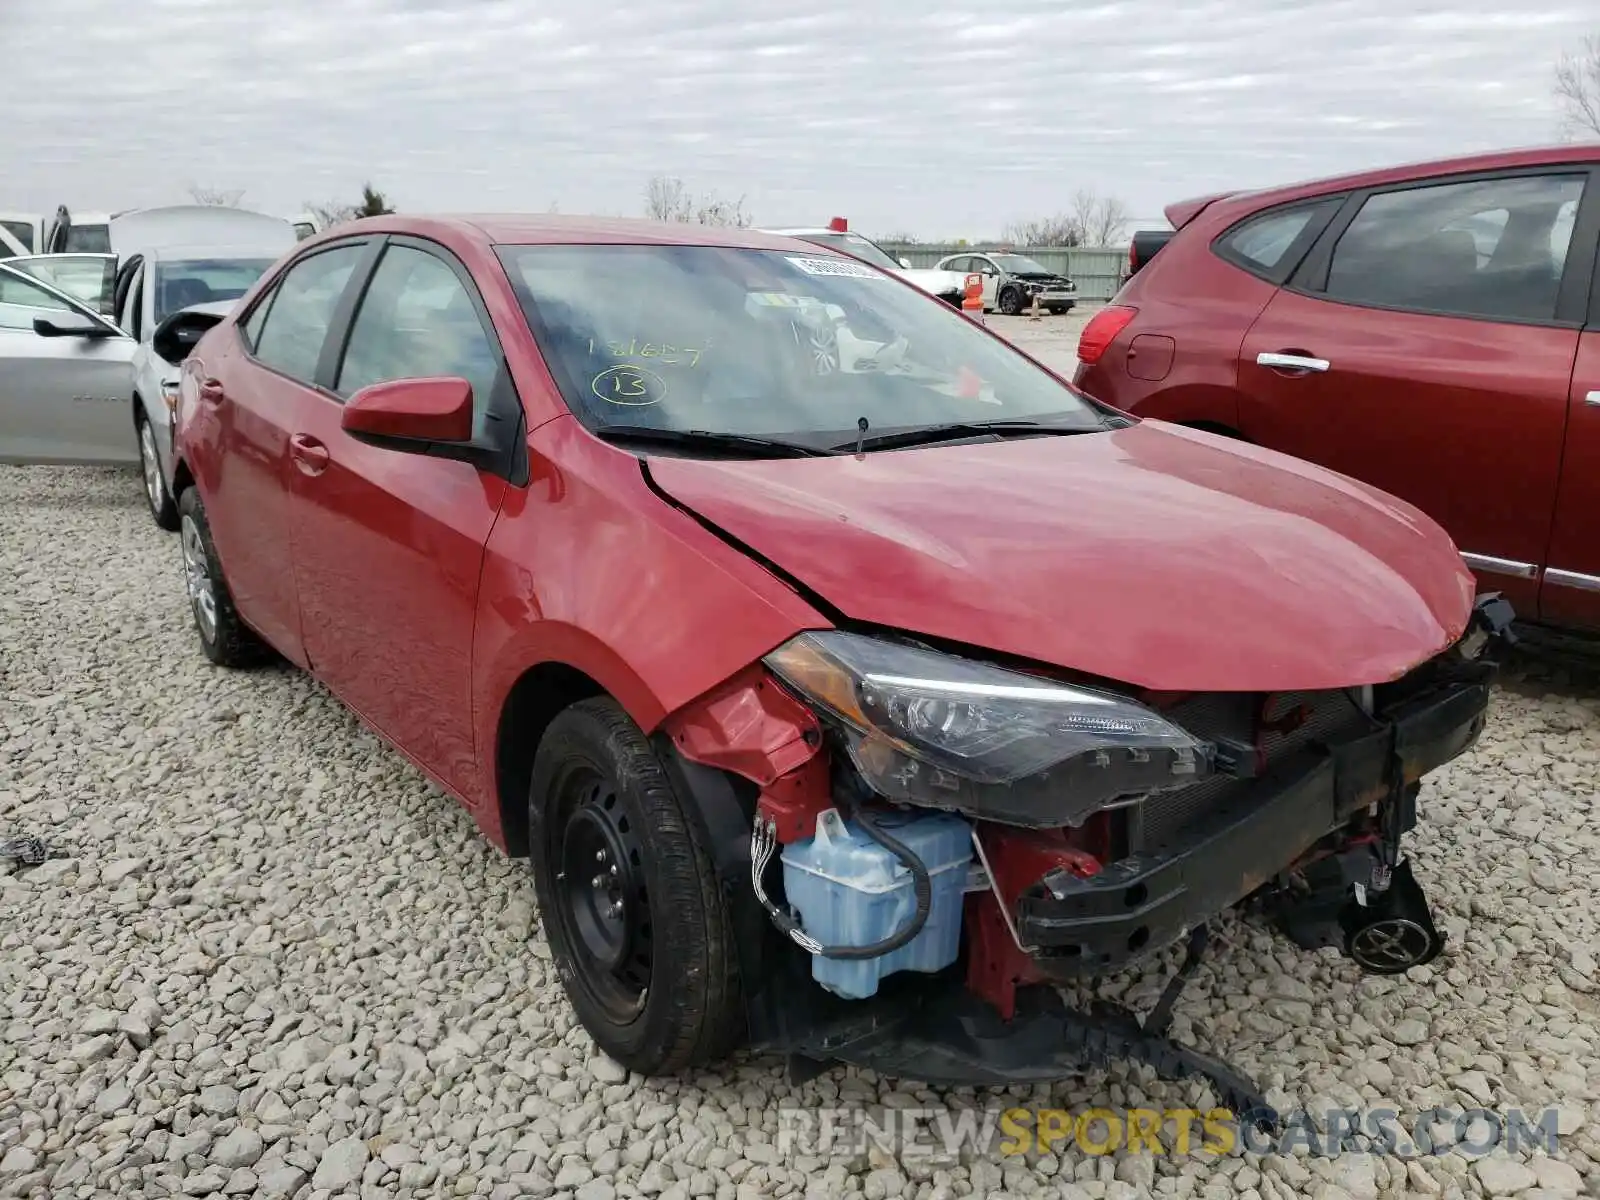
[1074,144,1600,637]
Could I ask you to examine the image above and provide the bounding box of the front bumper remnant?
[776,963,1276,1127]
[1015,675,1489,978]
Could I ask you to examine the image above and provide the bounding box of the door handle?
[1585,390,1600,407]
[198,378,225,406]
[288,433,330,476]
[1257,351,1330,374]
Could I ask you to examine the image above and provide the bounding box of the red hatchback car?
[170,215,1507,1101]
[1075,144,1600,638]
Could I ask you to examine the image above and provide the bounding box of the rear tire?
[529,697,744,1074]
[136,407,179,531]
[177,487,272,668]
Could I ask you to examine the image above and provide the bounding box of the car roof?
[763,227,869,237]
[1204,142,1600,218]
[314,214,832,253]
[110,206,296,257]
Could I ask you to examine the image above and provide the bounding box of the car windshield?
[153,257,275,323]
[990,254,1052,275]
[792,233,902,272]
[497,243,1108,449]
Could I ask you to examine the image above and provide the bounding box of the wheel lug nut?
[608,865,618,877]
[591,874,605,888]
[608,901,623,918]
[595,850,606,863]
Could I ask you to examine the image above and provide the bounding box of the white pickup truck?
[763,226,970,306]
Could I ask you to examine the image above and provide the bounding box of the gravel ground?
[2,457,1598,1200]
[981,308,1095,378]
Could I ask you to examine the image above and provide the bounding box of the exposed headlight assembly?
[764,631,1210,828]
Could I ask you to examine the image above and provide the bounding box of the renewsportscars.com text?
[775,1104,1562,1161]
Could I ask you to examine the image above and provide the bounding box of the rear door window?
[1322,173,1586,323]
[249,245,363,384]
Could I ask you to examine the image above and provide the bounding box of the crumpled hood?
[647,421,1477,693]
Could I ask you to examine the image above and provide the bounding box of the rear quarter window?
[1212,199,1341,284]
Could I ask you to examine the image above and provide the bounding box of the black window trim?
[1286,163,1600,330]
[112,253,144,334]
[315,233,527,485]
[1209,196,1345,286]
[236,236,381,395]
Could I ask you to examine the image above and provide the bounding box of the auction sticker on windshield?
[785,256,883,279]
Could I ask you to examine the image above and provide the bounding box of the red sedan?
[171,215,1505,1097]
[1075,144,1600,639]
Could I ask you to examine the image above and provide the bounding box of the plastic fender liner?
[652,665,834,1035]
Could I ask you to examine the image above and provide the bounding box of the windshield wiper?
[834,418,1112,453]
[595,425,840,458]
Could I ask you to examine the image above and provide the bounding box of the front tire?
[177,488,272,668]
[529,698,744,1074]
[136,407,179,531]
[1047,303,1073,315]
[998,286,1023,315]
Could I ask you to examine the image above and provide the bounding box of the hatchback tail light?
[1077,305,1138,366]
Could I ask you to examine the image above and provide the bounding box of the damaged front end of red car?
[655,594,1516,1118]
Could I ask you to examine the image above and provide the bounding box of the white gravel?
[2,463,1598,1200]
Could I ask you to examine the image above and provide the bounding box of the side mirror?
[34,312,115,339]
[898,257,912,269]
[152,309,226,365]
[341,377,473,445]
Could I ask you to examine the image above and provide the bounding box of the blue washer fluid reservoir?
[780,807,974,1000]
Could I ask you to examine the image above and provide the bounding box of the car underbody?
[653,594,1514,1116]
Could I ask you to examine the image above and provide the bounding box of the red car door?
[201,241,370,663]
[1237,169,1591,618]
[1541,329,1600,630]
[283,237,514,804]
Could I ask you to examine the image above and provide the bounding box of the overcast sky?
[4,0,1594,238]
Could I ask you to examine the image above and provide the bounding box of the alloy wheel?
[180,515,217,642]
[139,421,165,511]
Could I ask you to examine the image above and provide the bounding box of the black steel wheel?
[528,697,744,1073]
[552,769,653,1022]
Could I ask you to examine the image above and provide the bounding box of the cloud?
[3,0,1592,237]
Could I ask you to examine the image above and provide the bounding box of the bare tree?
[1001,214,1082,247]
[305,200,358,228]
[1002,190,1132,248]
[1071,188,1130,247]
[300,184,394,231]
[1555,34,1600,139]
[644,176,751,227]
[645,176,689,222]
[189,185,244,207]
